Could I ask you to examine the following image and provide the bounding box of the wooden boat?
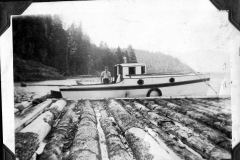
[59,63,211,100]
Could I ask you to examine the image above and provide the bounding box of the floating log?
[132,101,231,160]
[106,99,144,132]
[15,132,39,160]
[163,99,232,138]
[47,99,67,119]
[94,101,134,160]
[107,99,175,160]
[20,111,54,142]
[14,97,232,160]
[184,98,231,115]
[100,117,133,160]
[15,108,20,114]
[156,99,231,133]
[131,100,149,112]
[39,102,80,160]
[154,101,231,148]
[35,142,47,155]
[16,111,54,160]
[68,100,101,160]
[19,99,67,146]
[142,100,231,153]
[32,94,50,106]
[118,99,204,160]
[15,101,32,112]
[92,101,110,160]
[125,127,173,160]
[216,99,231,110]
[15,99,53,132]
[179,99,231,118]
[188,98,228,107]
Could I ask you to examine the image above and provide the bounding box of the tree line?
[135,50,194,73]
[13,15,137,77]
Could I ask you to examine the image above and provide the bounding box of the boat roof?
[115,63,146,67]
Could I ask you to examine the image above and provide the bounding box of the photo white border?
[0,1,239,154]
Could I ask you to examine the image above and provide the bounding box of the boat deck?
[14,96,231,160]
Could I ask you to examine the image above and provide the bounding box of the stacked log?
[106,99,174,160]
[39,101,80,160]
[135,100,231,159]
[118,100,202,160]
[68,100,101,160]
[15,99,67,160]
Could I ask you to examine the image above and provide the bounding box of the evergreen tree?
[115,46,124,64]
[127,45,137,63]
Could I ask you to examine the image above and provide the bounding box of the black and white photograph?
[1,0,240,160]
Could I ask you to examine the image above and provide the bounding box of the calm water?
[14,72,231,97]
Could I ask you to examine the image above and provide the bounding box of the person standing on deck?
[101,66,112,84]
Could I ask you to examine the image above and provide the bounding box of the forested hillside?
[13,15,137,81]
[13,15,193,82]
[135,50,194,73]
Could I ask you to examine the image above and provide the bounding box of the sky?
[22,0,240,72]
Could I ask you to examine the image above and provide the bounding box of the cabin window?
[141,66,145,74]
[129,67,136,75]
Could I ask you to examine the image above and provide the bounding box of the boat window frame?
[141,66,145,74]
[129,67,136,75]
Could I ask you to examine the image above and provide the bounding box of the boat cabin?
[113,63,146,82]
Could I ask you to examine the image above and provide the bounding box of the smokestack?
[123,57,127,63]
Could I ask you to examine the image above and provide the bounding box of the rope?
[194,72,218,95]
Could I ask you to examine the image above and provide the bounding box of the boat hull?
[60,74,211,100]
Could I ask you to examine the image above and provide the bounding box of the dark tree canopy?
[12,15,133,79]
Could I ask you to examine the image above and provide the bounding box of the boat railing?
[125,72,194,77]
